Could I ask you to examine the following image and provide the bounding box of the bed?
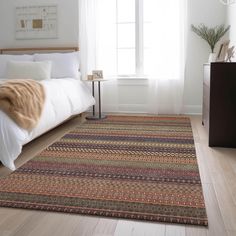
[0,47,95,171]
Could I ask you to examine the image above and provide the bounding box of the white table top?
[83,79,108,82]
[82,79,108,82]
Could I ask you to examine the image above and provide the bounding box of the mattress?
[0,78,95,170]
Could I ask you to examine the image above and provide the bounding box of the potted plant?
[191,24,230,62]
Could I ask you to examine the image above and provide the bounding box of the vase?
[208,53,217,63]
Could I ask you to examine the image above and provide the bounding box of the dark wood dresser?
[202,62,236,147]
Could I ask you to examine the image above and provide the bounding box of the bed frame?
[0,47,79,54]
[0,46,84,144]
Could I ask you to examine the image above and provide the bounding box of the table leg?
[86,80,106,120]
[98,81,101,119]
[92,81,95,116]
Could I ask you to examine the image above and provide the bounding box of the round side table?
[84,79,107,120]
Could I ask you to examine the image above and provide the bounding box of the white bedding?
[0,78,95,171]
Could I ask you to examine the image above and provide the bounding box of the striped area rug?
[0,116,208,226]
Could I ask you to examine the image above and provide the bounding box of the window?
[96,0,184,79]
[117,0,136,75]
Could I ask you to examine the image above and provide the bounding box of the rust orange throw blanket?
[0,79,45,131]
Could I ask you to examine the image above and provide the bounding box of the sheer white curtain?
[79,0,187,114]
[78,0,97,79]
[79,0,119,112]
[146,0,187,114]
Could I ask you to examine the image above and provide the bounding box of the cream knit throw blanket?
[0,79,45,131]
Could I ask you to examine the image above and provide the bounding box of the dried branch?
[191,24,230,53]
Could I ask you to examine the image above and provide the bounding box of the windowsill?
[106,76,180,81]
[108,76,149,80]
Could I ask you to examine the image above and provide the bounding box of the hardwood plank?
[227,230,236,236]
[0,208,16,224]
[215,148,236,205]
[70,216,100,236]
[201,184,227,236]
[189,115,202,143]
[0,209,34,232]
[92,218,118,236]
[209,170,236,231]
[185,226,207,236]
[114,220,165,236]
[203,146,236,231]
[0,231,11,236]
[53,215,99,236]
[8,212,46,236]
[190,116,208,143]
[194,143,212,184]
[165,225,185,236]
[229,154,236,176]
[27,213,69,236]
[190,116,212,184]
[26,213,98,236]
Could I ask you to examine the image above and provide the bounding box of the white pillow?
[34,51,80,79]
[6,61,52,80]
[0,54,34,78]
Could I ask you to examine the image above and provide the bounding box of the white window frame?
[116,0,144,77]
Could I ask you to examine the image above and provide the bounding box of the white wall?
[0,0,79,48]
[0,0,227,114]
[184,0,226,114]
[227,4,236,60]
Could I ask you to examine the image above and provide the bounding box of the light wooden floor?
[0,114,236,236]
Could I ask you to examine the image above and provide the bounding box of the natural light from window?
[96,0,183,79]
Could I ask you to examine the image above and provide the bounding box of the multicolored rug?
[0,116,208,226]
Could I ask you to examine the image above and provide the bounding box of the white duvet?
[0,78,95,171]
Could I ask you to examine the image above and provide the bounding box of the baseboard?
[103,104,148,113]
[102,104,202,115]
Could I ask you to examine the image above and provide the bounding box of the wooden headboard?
[0,47,79,55]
